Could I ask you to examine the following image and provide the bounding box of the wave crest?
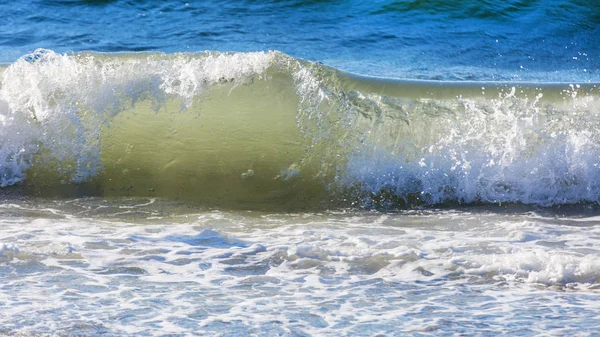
[1,49,600,208]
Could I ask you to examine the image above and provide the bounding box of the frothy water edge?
[2,199,600,336]
[0,199,600,336]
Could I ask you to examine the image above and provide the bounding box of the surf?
[1,49,599,209]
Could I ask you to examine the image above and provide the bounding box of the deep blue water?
[1,0,599,81]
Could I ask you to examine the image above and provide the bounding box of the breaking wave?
[1,49,599,208]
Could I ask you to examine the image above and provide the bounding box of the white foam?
[465,250,600,285]
[345,89,600,206]
[1,202,600,335]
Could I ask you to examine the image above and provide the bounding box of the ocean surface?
[1,0,600,336]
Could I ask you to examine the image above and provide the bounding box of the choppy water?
[1,0,600,336]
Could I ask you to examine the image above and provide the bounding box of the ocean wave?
[1,49,599,208]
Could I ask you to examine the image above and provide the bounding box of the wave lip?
[1,49,600,209]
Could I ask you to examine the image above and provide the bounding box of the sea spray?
[1,50,599,208]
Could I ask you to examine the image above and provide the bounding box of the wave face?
[1,50,600,208]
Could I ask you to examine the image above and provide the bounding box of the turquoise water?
[2,1,600,336]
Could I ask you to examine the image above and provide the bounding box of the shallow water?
[2,198,600,336]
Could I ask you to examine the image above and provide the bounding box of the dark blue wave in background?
[0,0,599,81]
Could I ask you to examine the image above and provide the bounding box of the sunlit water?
[2,0,600,336]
